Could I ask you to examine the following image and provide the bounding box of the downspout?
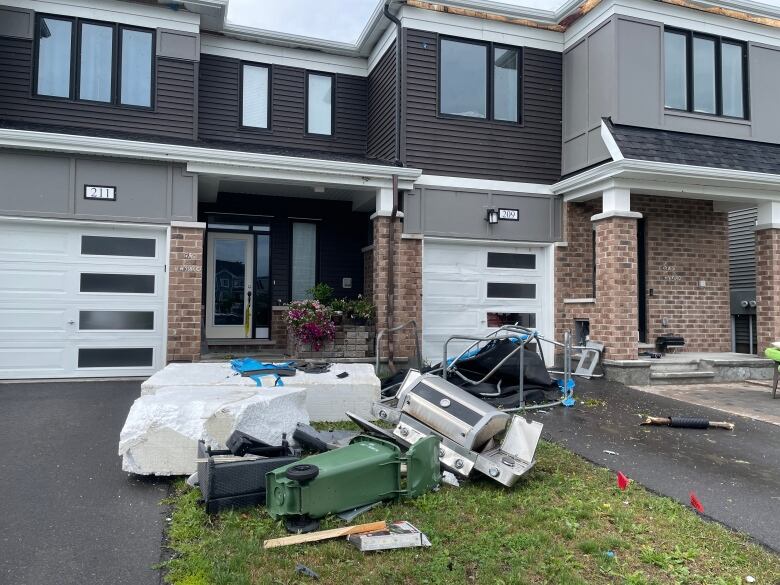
[383,2,402,369]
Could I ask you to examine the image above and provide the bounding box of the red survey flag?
[617,471,629,490]
[690,492,704,513]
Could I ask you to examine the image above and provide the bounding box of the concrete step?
[649,370,716,384]
[649,361,701,373]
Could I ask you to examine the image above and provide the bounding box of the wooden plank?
[263,520,387,549]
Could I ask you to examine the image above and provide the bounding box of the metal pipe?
[382,2,402,163]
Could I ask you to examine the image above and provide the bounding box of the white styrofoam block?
[119,385,308,476]
[142,362,381,421]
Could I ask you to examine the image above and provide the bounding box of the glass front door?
[254,228,271,339]
[206,233,253,339]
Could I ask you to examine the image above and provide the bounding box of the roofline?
[0,128,422,189]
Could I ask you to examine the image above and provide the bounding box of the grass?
[162,439,780,585]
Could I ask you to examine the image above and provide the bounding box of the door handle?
[68,320,75,325]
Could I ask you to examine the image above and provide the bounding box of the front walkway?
[531,378,780,551]
[632,382,780,426]
[0,380,168,585]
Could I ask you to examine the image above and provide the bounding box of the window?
[79,22,113,102]
[241,63,270,129]
[493,47,520,122]
[78,347,153,368]
[664,28,748,119]
[36,17,73,98]
[291,222,317,300]
[35,14,153,107]
[81,235,156,257]
[439,37,522,123]
[307,73,333,135]
[80,273,155,294]
[486,282,536,298]
[120,28,153,107]
[79,310,154,330]
[487,252,535,270]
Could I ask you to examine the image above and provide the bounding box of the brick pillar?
[167,225,204,362]
[372,216,422,362]
[756,228,780,351]
[591,216,638,360]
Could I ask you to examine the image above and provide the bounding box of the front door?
[206,233,253,339]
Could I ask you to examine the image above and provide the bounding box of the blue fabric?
[230,358,291,387]
[555,377,576,407]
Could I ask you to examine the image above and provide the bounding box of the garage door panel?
[0,219,167,379]
[422,240,550,363]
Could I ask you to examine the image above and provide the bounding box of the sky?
[226,0,780,43]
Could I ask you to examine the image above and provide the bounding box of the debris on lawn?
[690,492,705,513]
[617,471,630,490]
[441,471,460,487]
[347,521,431,552]
[263,521,387,549]
[295,563,320,580]
[266,435,440,533]
[641,415,735,431]
[336,501,382,522]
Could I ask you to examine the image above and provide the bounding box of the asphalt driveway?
[531,378,780,551]
[0,380,168,585]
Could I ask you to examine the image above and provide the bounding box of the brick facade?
[372,216,423,362]
[556,195,731,358]
[167,226,204,362]
[756,228,780,351]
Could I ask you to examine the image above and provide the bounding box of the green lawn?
[162,440,779,585]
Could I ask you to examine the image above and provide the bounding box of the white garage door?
[0,219,168,379]
[422,239,551,364]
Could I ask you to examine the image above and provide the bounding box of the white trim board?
[0,128,422,190]
[415,175,554,194]
[200,35,369,76]
[2,0,201,33]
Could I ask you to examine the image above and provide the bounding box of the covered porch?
[553,120,780,378]
[166,150,421,363]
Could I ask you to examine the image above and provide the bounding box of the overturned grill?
[374,370,542,487]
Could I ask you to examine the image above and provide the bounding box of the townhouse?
[0,0,779,380]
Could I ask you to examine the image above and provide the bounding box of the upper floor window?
[306,72,333,135]
[439,37,521,123]
[241,63,270,129]
[664,28,747,119]
[35,15,153,108]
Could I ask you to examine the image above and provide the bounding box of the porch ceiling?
[198,177,377,212]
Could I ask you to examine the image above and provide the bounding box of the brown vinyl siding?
[367,41,397,161]
[0,36,196,141]
[198,54,368,156]
[402,29,562,183]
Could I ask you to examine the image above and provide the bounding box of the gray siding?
[402,29,562,183]
[729,207,757,313]
[0,151,197,223]
[0,36,197,141]
[403,186,561,242]
[198,54,367,156]
[564,15,780,174]
[367,41,397,161]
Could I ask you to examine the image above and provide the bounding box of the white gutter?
[0,128,422,187]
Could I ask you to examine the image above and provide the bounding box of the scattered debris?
[745,576,756,583]
[617,471,630,491]
[266,435,440,532]
[603,450,619,456]
[293,423,358,453]
[337,501,381,522]
[604,550,616,559]
[263,521,387,549]
[690,492,705,513]
[641,415,734,431]
[441,471,460,487]
[347,521,431,551]
[295,564,319,580]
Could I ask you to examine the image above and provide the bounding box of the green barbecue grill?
[266,435,440,532]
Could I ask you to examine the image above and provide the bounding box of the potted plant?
[308,282,334,306]
[285,300,336,353]
[329,297,349,325]
[347,295,375,326]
